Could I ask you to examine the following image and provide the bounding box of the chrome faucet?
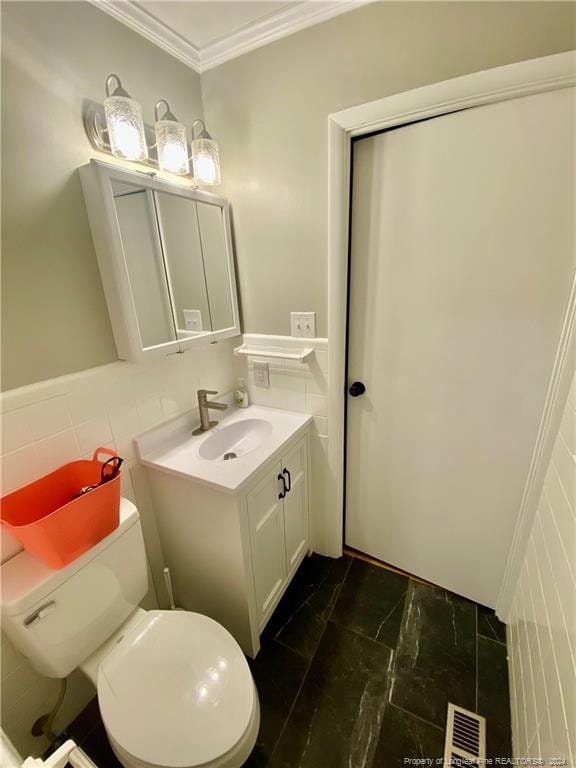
[193,389,228,434]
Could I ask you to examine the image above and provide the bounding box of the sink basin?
[136,404,312,493]
[198,419,273,461]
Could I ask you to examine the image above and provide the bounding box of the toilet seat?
[97,610,257,768]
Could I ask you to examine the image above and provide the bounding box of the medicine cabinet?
[80,160,240,360]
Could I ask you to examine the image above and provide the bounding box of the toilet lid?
[98,611,255,768]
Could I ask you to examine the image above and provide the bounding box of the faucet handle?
[198,389,218,396]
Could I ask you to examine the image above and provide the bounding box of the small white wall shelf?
[233,344,314,363]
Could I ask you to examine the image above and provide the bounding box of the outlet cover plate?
[183,309,203,332]
[253,361,270,388]
[291,312,316,338]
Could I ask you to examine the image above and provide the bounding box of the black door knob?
[349,381,366,397]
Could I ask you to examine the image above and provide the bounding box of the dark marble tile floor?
[63,554,511,768]
[389,580,477,727]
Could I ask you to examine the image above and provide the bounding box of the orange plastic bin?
[1,447,122,569]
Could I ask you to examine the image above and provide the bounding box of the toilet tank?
[1,499,148,678]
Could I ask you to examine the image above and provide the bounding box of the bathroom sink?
[135,404,312,493]
[198,418,273,461]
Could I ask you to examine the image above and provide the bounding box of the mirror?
[154,191,212,339]
[80,160,240,361]
[111,181,177,349]
[197,201,235,331]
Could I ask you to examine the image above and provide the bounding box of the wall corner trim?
[496,275,576,620]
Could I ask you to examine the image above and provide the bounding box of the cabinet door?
[282,436,309,576]
[247,463,286,624]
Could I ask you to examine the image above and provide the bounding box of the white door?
[282,437,309,575]
[346,88,575,607]
[247,463,286,624]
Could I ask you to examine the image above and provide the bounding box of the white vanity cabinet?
[143,426,311,657]
[248,436,309,627]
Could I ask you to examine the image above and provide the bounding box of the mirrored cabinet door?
[112,181,177,349]
[80,160,241,362]
[154,191,212,339]
[196,201,235,332]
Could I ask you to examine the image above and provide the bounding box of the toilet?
[1,499,259,768]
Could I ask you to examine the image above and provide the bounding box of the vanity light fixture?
[191,120,222,186]
[84,76,222,184]
[154,100,190,176]
[103,74,148,162]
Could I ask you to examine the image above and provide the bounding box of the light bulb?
[191,121,221,186]
[155,100,190,176]
[104,75,148,162]
[192,143,220,185]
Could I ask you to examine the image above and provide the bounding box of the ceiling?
[138,2,295,49]
[91,0,371,72]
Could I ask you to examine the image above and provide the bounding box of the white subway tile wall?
[240,350,328,433]
[0,338,238,757]
[507,373,576,765]
[1,339,238,511]
[1,632,95,759]
[236,337,330,551]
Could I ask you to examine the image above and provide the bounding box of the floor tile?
[65,696,101,744]
[477,605,507,644]
[267,603,327,660]
[245,639,309,767]
[331,558,408,649]
[268,621,392,768]
[372,704,445,767]
[81,724,123,768]
[264,554,351,659]
[477,636,512,760]
[390,581,476,728]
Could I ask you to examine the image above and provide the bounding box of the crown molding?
[199,1,372,72]
[89,0,202,72]
[89,0,371,74]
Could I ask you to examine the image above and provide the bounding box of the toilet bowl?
[85,610,259,768]
[1,499,259,768]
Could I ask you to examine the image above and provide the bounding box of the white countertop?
[135,404,312,494]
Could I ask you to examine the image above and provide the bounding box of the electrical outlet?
[291,312,316,338]
[253,361,270,388]
[183,309,203,333]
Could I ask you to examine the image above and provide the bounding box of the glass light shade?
[156,120,190,175]
[191,137,221,186]
[104,94,148,162]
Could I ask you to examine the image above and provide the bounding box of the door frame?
[326,51,576,618]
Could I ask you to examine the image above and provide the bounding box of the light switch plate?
[253,361,270,388]
[291,312,316,338]
[183,309,203,333]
